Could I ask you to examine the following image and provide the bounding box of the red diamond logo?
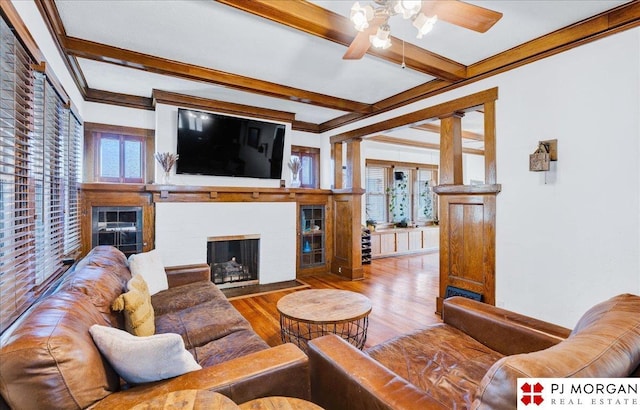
[521,382,544,406]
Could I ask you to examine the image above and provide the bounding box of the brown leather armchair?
[308,294,640,410]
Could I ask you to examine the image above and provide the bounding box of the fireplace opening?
[207,235,259,288]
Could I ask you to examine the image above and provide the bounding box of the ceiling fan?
[343,0,503,60]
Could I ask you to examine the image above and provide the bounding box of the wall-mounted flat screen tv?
[176,108,285,180]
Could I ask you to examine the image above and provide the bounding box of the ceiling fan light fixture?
[395,0,422,19]
[370,24,392,49]
[413,13,438,39]
[350,2,374,31]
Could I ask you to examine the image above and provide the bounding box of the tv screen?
[176,108,285,180]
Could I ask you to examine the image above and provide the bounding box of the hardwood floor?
[230,252,442,349]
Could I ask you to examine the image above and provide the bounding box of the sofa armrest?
[164,263,210,288]
[92,343,309,410]
[443,296,571,355]
[308,335,449,410]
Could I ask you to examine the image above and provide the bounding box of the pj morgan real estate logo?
[517,378,639,409]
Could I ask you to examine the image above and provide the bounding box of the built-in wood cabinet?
[80,184,155,257]
[370,226,439,259]
[300,205,325,269]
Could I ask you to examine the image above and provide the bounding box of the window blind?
[0,16,82,332]
[0,16,37,331]
[365,166,386,223]
[64,113,82,254]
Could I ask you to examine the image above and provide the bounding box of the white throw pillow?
[128,249,168,295]
[89,325,201,384]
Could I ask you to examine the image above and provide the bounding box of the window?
[365,160,438,225]
[0,16,82,332]
[365,167,386,223]
[96,133,144,183]
[291,145,320,188]
[84,123,154,183]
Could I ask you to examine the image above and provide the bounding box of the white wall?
[491,29,639,327]
[83,102,156,130]
[155,202,297,284]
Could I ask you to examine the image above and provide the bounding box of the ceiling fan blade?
[343,15,386,60]
[421,0,502,33]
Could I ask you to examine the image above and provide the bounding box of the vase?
[162,170,171,185]
[291,171,301,188]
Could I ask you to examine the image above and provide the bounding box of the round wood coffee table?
[130,389,238,409]
[277,289,372,352]
[239,396,323,410]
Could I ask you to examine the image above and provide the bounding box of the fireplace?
[207,235,259,288]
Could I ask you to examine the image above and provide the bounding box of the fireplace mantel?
[80,183,333,203]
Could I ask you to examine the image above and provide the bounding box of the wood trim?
[215,0,467,82]
[367,135,484,156]
[365,159,438,170]
[483,100,497,184]
[331,88,498,143]
[86,88,153,110]
[439,114,464,185]
[412,123,484,141]
[208,234,261,242]
[62,36,371,114]
[433,184,502,195]
[153,90,295,123]
[291,121,321,133]
[84,123,155,138]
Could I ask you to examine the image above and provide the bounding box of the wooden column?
[331,139,364,280]
[332,141,343,189]
[435,98,500,314]
[439,113,464,185]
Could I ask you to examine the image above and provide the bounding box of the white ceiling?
[53,0,631,131]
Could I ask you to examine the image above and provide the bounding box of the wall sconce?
[529,139,557,172]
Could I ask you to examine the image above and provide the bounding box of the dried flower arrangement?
[287,157,302,174]
[155,152,178,173]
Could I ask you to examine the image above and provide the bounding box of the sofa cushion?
[151,280,224,316]
[89,325,201,384]
[193,329,270,367]
[128,249,168,295]
[155,296,254,350]
[0,291,120,410]
[474,293,640,409]
[111,275,155,336]
[366,323,504,409]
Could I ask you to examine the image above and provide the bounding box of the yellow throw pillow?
[112,274,155,336]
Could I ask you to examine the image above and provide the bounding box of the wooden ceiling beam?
[412,123,484,141]
[368,135,484,156]
[62,36,372,114]
[214,0,467,82]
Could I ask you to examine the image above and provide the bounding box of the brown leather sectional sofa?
[0,246,309,409]
[308,294,640,410]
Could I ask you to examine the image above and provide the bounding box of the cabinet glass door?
[92,206,143,257]
[300,205,324,268]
